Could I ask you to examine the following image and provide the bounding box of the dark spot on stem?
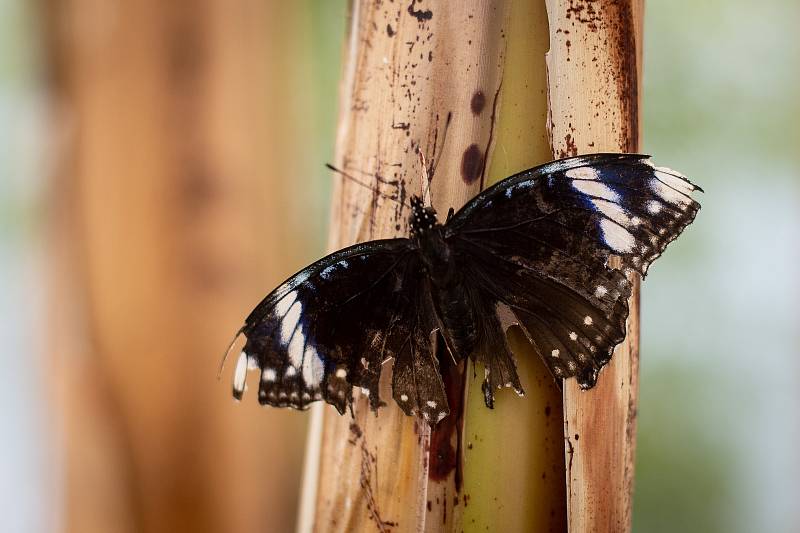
[428,348,466,491]
[386,23,395,37]
[470,91,486,115]
[460,144,483,184]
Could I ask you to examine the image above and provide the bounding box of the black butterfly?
[227,153,701,424]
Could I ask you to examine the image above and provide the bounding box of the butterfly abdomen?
[431,282,478,361]
[415,223,478,360]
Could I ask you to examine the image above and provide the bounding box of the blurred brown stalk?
[42,1,320,532]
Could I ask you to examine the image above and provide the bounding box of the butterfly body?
[408,196,479,362]
[229,154,702,425]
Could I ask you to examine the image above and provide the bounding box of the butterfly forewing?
[236,238,438,414]
[445,154,700,401]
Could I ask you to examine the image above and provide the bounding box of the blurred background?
[0,1,796,532]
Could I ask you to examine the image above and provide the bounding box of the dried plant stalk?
[302,0,644,531]
[302,0,571,531]
[303,1,513,531]
[545,1,644,531]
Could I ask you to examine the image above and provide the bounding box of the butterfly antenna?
[428,111,452,178]
[417,149,432,208]
[326,163,408,207]
[217,327,244,379]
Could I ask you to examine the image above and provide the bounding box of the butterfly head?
[409,195,440,238]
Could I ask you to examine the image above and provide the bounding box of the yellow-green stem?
[461,1,567,531]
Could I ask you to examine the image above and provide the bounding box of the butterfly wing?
[444,153,701,402]
[230,238,448,421]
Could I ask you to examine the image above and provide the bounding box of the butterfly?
[226,153,701,424]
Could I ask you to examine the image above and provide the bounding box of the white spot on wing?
[426,400,437,408]
[568,167,620,202]
[591,199,632,227]
[599,218,635,253]
[650,177,690,206]
[262,368,277,382]
[280,300,302,345]
[274,290,297,320]
[551,349,560,357]
[302,345,323,387]
[233,351,248,394]
[335,368,347,379]
[566,167,600,180]
[569,332,578,341]
[400,394,409,402]
[285,366,297,377]
[572,180,620,203]
[595,285,608,298]
[287,329,305,368]
[655,168,695,195]
[646,200,662,214]
[584,316,593,325]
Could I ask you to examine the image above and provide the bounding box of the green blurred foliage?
[634,1,799,532]
[634,364,736,533]
[0,0,42,240]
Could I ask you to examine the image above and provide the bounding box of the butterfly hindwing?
[233,238,444,414]
[446,154,700,401]
[390,281,450,423]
